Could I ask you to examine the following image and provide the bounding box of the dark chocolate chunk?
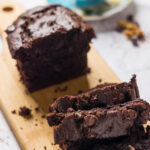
[6,25,15,33]
[84,115,97,127]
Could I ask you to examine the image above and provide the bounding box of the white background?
[0,0,150,149]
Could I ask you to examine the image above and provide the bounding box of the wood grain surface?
[0,1,120,150]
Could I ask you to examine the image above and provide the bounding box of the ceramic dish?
[74,0,133,21]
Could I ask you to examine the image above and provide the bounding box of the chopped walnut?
[116,15,145,47]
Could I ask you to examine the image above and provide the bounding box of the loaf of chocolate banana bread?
[6,5,95,92]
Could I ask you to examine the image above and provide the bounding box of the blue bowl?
[76,0,106,8]
[48,0,75,8]
[48,0,106,9]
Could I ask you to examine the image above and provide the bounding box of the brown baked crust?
[6,5,95,58]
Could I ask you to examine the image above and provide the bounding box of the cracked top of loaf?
[6,5,95,58]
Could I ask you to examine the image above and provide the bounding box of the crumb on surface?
[98,79,102,83]
[11,110,16,114]
[54,85,68,93]
[19,106,32,118]
[41,115,45,119]
[44,146,47,150]
[78,90,83,94]
[86,67,91,73]
[35,107,39,112]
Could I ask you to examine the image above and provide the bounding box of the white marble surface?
[0,0,150,149]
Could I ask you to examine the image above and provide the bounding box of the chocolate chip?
[119,93,124,100]
[67,108,75,113]
[84,115,97,127]
[50,11,55,15]
[74,112,83,121]
[21,16,27,20]
[21,21,29,29]
[6,25,15,33]
[96,110,107,117]
[36,14,41,19]
[56,98,72,113]
[47,21,55,26]
[39,22,44,27]
[30,17,35,23]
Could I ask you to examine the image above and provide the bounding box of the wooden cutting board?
[0,1,120,150]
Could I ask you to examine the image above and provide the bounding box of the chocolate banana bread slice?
[47,99,150,145]
[92,126,150,150]
[49,75,139,113]
[61,126,150,150]
[6,5,95,92]
[46,76,150,149]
